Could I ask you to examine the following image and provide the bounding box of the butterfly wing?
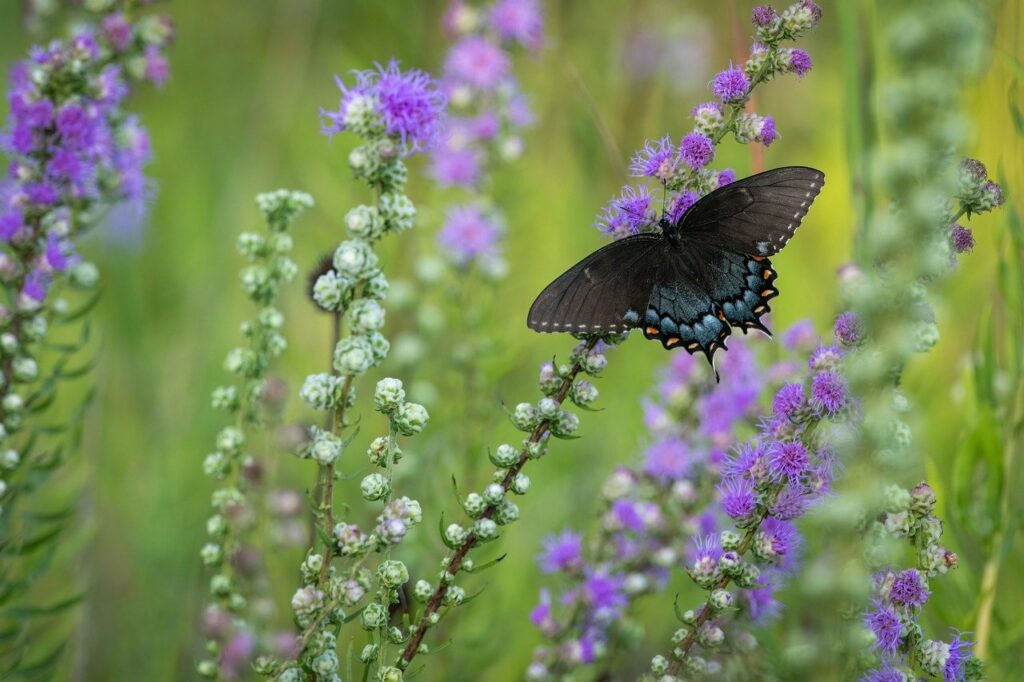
[640,241,777,367]
[527,233,663,334]
[672,166,825,256]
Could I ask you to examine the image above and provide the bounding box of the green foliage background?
[0,1,1021,680]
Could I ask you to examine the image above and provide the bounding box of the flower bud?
[490,443,519,468]
[345,204,384,240]
[310,430,343,465]
[334,239,379,279]
[536,398,559,421]
[351,298,386,333]
[510,473,530,495]
[362,602,388,630]
[360,473,390,501]
[569,380,598,407]
[378,560,409,588]
[374,378,405,414]
[493,501,520,525]
[482,483,504,505]
[473,518,498,540]
[394,401,429,436]
[709,588,733,611]
[512,403,537,431]
[444,523,468,546]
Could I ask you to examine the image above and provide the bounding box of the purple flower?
[717,168,736,186]
[323,61,447,154]
[808,344,844,370]
[944,630,973,682]
[537,530,583,573]
[833,311,862,346]
[101,13,134,51]
[22,269,48,303]
[745,581,781,623]
[712,66,749,102]
[690,533,722,566]
[888,569,929,609]
[436,205,501,264]
[611,499,645,532]
[596,185,655,239]
[56,104,93,146]
[788,48,813,77]
[860,667,904,682]
[445,36,510,90]
[490,0,544,51]
[864,602,902,653]
[759,517,799,559]
[758,115,778,147]
[530,588,556,631]
[767,440,810,480]
[507,92,535,127]
[800,1,823,24]
[752,5,778,27]
[667,191,698,224]
[949,224,974,253]
[581,567,627,618]
[723,441,771,483]
[430,145,482,187]
[772,383,805,419]
[220,631,256,677]
[44,232,76,272]
[719,476,756,519]
[26,182,59,206]
[983,180,1004,206]
[679,132,714,169]
[0,211,24,241]
[643,437,691,481]
[770,487,810,520]
[469,112,500,139]
[144,47,170,87]
[628,136,678,181]
[782,319,818,351]
[810,370,848,415]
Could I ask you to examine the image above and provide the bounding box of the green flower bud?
[69,261,100,289]
[444,523,468,546]
[345,204,384,240]
[374,377,405,414]
[378,560,409,588]
[413,580,433,602]
[360,473,390,501]
[334,239,378,279]
[510,473,530,495]
[200,543,222,565]
[11,357,37,382]
[309,430,343,465]
[463,493,487,518]
[380,193,416,233]
[511,403,537,431]
[493,501,520,525]
[300,372,344,410]
[394,401,429,436]
[473,518,498,540]
[482,483,504,505]
[490,443,519,467]
[313,271,353,311]
[334,335,374,376]
[362,601,388,630]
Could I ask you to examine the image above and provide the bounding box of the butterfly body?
[528,166,824,373]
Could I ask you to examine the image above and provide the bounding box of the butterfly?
[527,166,825,378]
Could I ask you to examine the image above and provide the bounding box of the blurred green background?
[1,1,1021,680]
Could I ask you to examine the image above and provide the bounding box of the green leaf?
[5,592,83,618]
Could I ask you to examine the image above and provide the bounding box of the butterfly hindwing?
[673,166,824,256]
[527,233,662,334]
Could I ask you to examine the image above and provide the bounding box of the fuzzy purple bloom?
[438,205,501,264]
[752,5,778,27]
[864,602,902,653]
[759,115,778,146]
[782,320,818,351]
[772,383,805,419]
[944,631,973,682]
[679,132,714,169]
[788,49,813,77]
[810,370,849,415]
[530,588,555,630]
[860,667,904,682]
[581,567,628,618]
[717,168,736,186]
[712,66,749,102]
[667,191,698,225]
[833,311,862,346]
[101,13,133,51]
[889,569,929,609]
[596,185,655,239]
[629,136,678,181]
[611,499,645,533]
[490,0,544,51]
[760,517,799,558]
[770,487,810,520]
[643,437,691,481]
[430,145,482,187]
[949,224,974,254]
[808,344,844,370]
[719,477,757,519]
[768,440,810,480]
[745,581,781,623]
[538,531,584,573]
[445,36,511,90]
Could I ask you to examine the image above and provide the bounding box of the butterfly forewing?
[674,166,825,256]
[527,234,661,334]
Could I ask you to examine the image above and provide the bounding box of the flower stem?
[397,337,600,669]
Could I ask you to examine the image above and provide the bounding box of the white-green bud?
[378,560,409,588]
[536,398,559,420]
[583,352,607,375]
[206,514,227,537]
[361,601,388,630]
[379,193,416,233]
[334,335,374,376]
[650,655,670,675]
[360,473,390,501]
[237,232,265,257]
[0,449,18,469]
[11,357,37,382]
[377,665,403,682]
[200,543,222,565]
[493,501,520,525]
[374,377,405,414]
[463,493,487,518]
[553,410,580,436]
[345,205,384,240]
[570,380,598,407]
[0,333,17,354]
[490,443,519,467]
[216,427,244,453]
[310,430,343,465]
[510,473,530,495]
[444,585,466,606]
[360,643,380,664]
[414,580,433,602]
[394,401,429,436]
[2,394,22,414]
[482,483,504,505]
[202,452,229,479]
[473,518,498,540]
[709,588,733,611]
[209,574,232,596]
[313,271,352,311]
[333,239,378,279]
[69,261,100,289]
[223,347,254,375]
[511,403,537,431]
[444,523,468,546]
[363,270,389,300]
[312,650,339,675]
[300,372,343,410]
[350,298,386,333]
[211,386,238,410]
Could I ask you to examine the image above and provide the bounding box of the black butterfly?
[528,166,825,376]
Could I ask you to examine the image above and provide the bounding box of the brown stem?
[397,337,599,668]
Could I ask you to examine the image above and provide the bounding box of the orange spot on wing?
[763,269,773,280]
[665,337,680,347]
[687,341,700,351]
[645,326,660,336]
[752,255,765,261]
